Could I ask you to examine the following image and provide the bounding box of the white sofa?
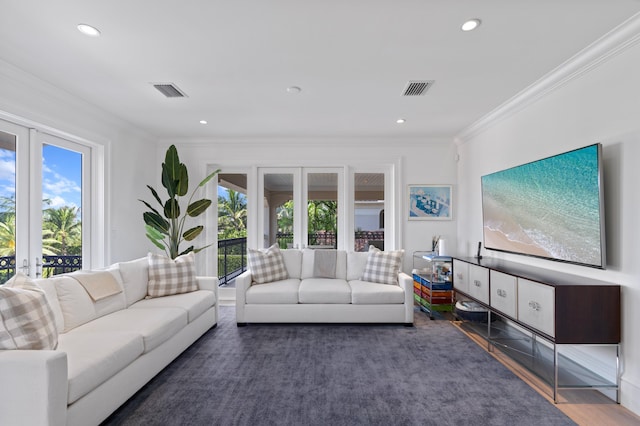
[0,256,218,426]
[236,248,414,325]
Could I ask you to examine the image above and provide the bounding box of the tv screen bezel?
[480,143,606,269]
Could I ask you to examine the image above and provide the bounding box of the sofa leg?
[237,322,248,327]
[404,323,414,327]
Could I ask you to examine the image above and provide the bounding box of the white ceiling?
[1,1,640,140]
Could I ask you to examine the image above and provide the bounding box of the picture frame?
[408,184,452,220]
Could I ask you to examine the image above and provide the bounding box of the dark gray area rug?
[102,306,575,426]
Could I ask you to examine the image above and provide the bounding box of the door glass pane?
[307,172,337,249]
[354,173,384,251]
[42,144,82,276]
[263,173,293,248]
[217,173,248,287]
[0,131,16,283]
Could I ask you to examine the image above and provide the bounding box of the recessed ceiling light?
[199,120,208,125]
[396,118,406,124]
[286,86,302,94]
[461,19,481,32]
[77,24,101,37]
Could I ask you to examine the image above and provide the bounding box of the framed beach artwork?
[408,185,452,220]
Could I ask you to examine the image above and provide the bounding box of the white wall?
[455,35,640,414]
[0,60,156,265]
[164,138,458,274]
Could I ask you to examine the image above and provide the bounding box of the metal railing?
[275,231,384,251]
[0,255,82,283]
[218,237,247,286]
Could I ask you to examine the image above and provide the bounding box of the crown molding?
[455,12,640,145]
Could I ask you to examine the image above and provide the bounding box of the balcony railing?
[218,237,247,286]
[0,255,82,283]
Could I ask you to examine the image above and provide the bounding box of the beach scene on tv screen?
[481,145,603,266]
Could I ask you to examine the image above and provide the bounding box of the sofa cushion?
[130,290,215,322]
[346,251,370,281]
[117,257,149,306]
[299,278,351,304]
[70,307,187,353]
[32,277,65,334]
[247,244,289,284]
[147,252,198,298]
[281,249,302,279]
[349,280,405,304]
[58,331,144,404]
[0,273,58,350]
[246,279,300,304]
[361,247,404,285]
[55,273,126,333]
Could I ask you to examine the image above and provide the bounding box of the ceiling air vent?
[402,80,434,96]
[151,83,188,98]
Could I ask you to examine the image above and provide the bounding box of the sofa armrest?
[0,350,68,426]
[196,276,219,292]
[398,272,415,324]
[235,270,253,324]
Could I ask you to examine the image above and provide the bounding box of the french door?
[0,118,90,282]
[258,167,344,250]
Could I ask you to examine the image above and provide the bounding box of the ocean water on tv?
[482,145,602,265]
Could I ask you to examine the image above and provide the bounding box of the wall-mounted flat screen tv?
[481,143,606,269]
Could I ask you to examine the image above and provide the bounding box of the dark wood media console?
[452,256,621,402]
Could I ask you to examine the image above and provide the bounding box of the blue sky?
[0,144,82,212]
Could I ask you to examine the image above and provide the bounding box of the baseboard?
[621,378,640,416]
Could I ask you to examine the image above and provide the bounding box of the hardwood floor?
[451,319,640,426]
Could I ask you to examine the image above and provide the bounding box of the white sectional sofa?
[0,256,218,426]
[236,248,414,325]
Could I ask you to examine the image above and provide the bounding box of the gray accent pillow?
[247,244,289,284]
[147,252,198,298]
[361,246,404,285]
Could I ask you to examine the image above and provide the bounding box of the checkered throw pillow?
[361,246,404,285]
[247,244,289,284]
[0,272,58,350]
[147,252,198,298]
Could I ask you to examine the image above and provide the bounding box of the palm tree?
[43,206,81,255]
[0,214,16,257]
[218,189,247,238]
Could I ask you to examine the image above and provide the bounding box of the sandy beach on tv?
[484,227,551,258]
[482,197,551,258]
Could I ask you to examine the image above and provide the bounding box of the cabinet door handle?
[474,280,481,287]
[497,289,507,298]
[528,301,541,311]
[456,273,463,279]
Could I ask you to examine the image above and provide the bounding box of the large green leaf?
[187,199,212,217]
[198,169,221,187]
[193,243,214,254]
[145,224,164,240]
[175,164,189,197]
[146,185,163,207]
[139,199,161,217]
[164,199,180,219]
[179,246,194,256]
[145,233,166,250]
[162,163,177,198]
[143,212,169,234]
[183,226,203,241]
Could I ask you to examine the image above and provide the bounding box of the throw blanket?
[313,249,337,278]
[69,271,122,302]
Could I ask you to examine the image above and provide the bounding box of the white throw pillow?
[0,273,58,350]
[361,246,404,285]
[118,257,150,306]
[147,252,198,298]
[247,244,289,284]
